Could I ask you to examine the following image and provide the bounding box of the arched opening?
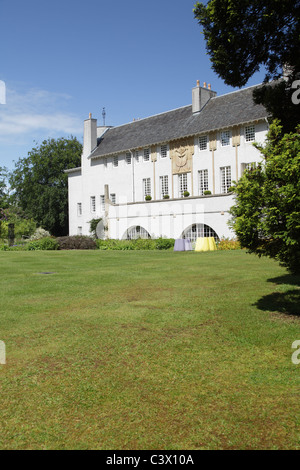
[181,223,219,242]
[124,226,151,240]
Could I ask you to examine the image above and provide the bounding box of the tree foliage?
[0,166,9,209]
[229,122,300,274]
[10,137,82,236]
[194,0,300,132]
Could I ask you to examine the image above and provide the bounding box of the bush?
[163,195,170,199]
[89,218,102,238]
[183,191,190,197]
[26,237,59,251]
[204,190,212,195]
[217,238,241,251]
[155,237,175,250]
[29,227,51,240]
[145,195,152,201]
[57,236,97,250]
[0,218,37,240]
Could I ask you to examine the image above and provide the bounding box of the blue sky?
[0,0,265,170]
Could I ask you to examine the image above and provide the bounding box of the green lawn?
[0,250,299,450]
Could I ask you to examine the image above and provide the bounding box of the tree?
[194,0,300,132]
[229,122,300,274]
[0,166,9,209]
[10,137,82,236]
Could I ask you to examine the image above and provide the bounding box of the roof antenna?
[102,107,106,126]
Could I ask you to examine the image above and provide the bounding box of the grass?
[0,250,299,450]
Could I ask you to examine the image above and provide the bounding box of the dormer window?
[221,131,230,147]
[245,125,256,142]
[198,135,208,151]
[143,148,150,162]
[160,145,168,158]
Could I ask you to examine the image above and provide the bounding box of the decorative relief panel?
[169,137,194,175]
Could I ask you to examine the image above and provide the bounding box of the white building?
[66,81,268,241]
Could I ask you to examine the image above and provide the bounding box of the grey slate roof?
[90,84,267,160]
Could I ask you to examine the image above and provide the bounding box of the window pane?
[245,125,255,142]
[199,135,208,151]
[160,175,169,198]
[198,170,208,195]
[221,131,230,146]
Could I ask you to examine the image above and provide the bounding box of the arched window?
[124,226,151,240]
[181,224,219,242]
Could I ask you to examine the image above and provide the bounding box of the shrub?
[96,238,175,251]
[89,218,102,238]
[57,236,97,250]
[26,237,59,251]
[29,227,51,241]
[163,195,170,199]
[204,190,212,195]
[183,191,190,197]
[145,195,152,201]
[155,237,175,250]
[217,237,241,251]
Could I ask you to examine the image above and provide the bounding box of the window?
[143,148,150,162]
[143,178,151,198]
[103,157,108,168]
[78,227,82,236]
[110,193,116,204]
[199,135,208,151]
[90,196,96,213]
[160,144,168,158]
[113,155,118,167]
[242,162,257,173]
[178,173,188,198]
[126,153,132,164]
[198,170,208,195]
[245,125,256,142]
[181,224,219,242]
[221,130,230,146]
[159,175,169,199]
[100,195,105,212]
[135,150,140,164]
[125,226,151,240]
[77,203,82,216]
[220,166,232,194]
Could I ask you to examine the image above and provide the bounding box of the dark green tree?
[194,0,300,132]
[10,137,82,236]
[0,166,9,209]
[229,122,300,274]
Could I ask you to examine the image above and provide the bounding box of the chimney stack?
[192,80,217,114]
[83,113,97,157]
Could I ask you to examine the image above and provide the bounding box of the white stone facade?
[67,84,268,241]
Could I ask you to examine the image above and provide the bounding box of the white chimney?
[192,80,217,114]
[83,113,97,157]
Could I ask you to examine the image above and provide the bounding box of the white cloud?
[0,87,82,142]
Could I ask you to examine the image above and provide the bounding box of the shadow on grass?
[267,273,300,287]
[255,290,300,317]
[255,273,300,318]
